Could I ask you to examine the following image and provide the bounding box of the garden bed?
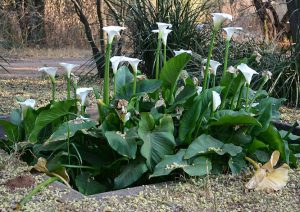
[0,149,299,211]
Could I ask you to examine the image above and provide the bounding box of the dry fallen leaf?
[32,157,71,188]
[245,151,290,191]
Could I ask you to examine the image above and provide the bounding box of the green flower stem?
[81,105,85,115]
[67,77,71,100]
[18,177,58,208]
[220,76,235,110]
[133,71,137,95]
[245,84,250,111]
[223,39,230,75]
[114,76,117,96]
[236,84,245,110]
[203,29,217,90]
[50,79,56,102]
[230,95,235,109]
[212,75,216,87]
[163,43,167,65]
[155,36,162,80]
[67,124,71,165]
[104,43,112,105]
[258,77,268,91]
[249,78,268,107]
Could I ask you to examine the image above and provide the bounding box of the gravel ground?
[0,150,299,211]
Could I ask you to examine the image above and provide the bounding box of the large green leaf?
[251,101,272,136]
[228,154,247,174]
[169,84,196,109]
[46,120,97,143]
[184,156,212,176]
[210,110,262,127]
[0,119,19,142]
[179,89,212,143]
[160,53,191,89]
[117,79,161,100]
[75,172,106,195]
[28,100,75,142]
[114,159,148,189]
[257,97,285,120]
[105,131,137,159]
[150,149,211,177]
[258,124,288,163]
[23,108,38,139]
[184,134,243,159]
[115,66,134,95]
[138,113,176,170]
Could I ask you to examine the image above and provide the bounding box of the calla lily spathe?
[110,56,125,74]
[152,23,172,45]
[223,27,243,41]
[203,59,221,75]
[212,13,233,29]
[18,99,36,109]
[156,22,172,31]
[162,29,172,45]
[76,88,93,106]
[103,26,126,44]
[153,29,173,46]
[124,57,142,73]
[196,86,203,95]
[38,67,57,81]
[174,49,192,56]
[237,63,258,85]
[212,91,221,111]
[59,63,79,78]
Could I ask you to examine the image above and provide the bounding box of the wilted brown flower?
[245,151,289,191]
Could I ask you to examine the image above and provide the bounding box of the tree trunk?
[96,0,106,54]
[287,0,300,67]
[287,0,300,42]
[71,0,104,77]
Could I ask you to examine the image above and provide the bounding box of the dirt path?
[0,58,88,78]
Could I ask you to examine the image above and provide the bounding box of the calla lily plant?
[59,62,79,100]
[103,26,126,105]
[203,13,233,90]
[76,87,93,115]
[38,67,57,101]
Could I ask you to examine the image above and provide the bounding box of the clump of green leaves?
[1,15,299,197]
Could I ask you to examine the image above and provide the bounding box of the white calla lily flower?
[125,57,142,73]
[174,49,192,56]
[196,86,203,95]
[212,91,221,111]
[110,56,125,74]
[76,88,93,106]
[18,99,36,109]
[156,22,172,31]
[38,67,57,81]
[223,27,243,41]
[103,26,126,44]
[212,13,233,29]
[237,63,258,85]
[203,59,221,75]
[59,63,79,78]
[161,29,172,46]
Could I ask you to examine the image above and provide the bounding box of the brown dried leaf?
[255,164,290,191]
[31,157,71,188]
[245,151,290,191]
[261,150,280,171]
